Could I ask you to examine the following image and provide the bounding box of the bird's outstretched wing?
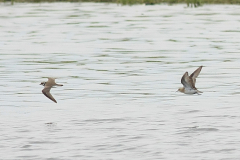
[42,86,57,103]
[190,66,202,85]
[181,72,195,89]
[47,77,56,84]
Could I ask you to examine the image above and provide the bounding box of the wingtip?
[50,99,57,103]
[51,99,57,103]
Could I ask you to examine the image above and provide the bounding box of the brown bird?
[40,78,63,103]
[178,66,203,94]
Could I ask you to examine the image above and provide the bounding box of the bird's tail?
[196,90,203,94]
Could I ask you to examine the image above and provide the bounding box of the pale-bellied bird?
[40,78,63,103]
[178,66,203,94]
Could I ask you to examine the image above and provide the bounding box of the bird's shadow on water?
[44,122,58,131]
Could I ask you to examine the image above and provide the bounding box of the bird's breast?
[184,88,197,94]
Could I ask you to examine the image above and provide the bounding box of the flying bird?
[178,66,203,94]
[40,78,63,103]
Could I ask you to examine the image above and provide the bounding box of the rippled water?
[1,2,240,159]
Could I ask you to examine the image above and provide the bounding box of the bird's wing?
[42,86,57,103]
[190,66,202,85]
[181,72,195,89]
[47,77,56,84]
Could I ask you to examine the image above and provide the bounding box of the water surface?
[1,3,240,159]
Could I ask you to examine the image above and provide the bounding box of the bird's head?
[40,82,46,86]
[177,87,184,93]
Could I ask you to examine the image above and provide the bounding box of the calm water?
[1,2,240,159]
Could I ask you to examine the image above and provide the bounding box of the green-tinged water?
[3,0,240,8]
[3,0,240,7]
[1,3,240,160]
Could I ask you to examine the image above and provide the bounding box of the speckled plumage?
[178,66,203,95]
